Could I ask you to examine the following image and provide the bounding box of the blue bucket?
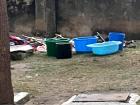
[73,36,98,53]
[108,32,125,50]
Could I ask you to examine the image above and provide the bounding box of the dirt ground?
[11,42,140,105]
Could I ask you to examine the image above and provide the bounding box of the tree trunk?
[0,0,14,104]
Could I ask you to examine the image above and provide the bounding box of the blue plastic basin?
[87,41,122,55]
[73,36,98,53]
[108,32,125,50]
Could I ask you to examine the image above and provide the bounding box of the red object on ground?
[10,35,27,45]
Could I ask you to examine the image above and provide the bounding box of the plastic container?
[45,38,70,57]
[87,41,122,55]
[108,32,125,50]
[73,36,98,53]
[56,43,72,59]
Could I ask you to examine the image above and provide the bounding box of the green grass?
[11,44,140,105]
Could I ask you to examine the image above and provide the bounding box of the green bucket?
[45,38,70,57]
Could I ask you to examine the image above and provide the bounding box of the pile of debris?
[10,34,46,60]
[10,32,138,60]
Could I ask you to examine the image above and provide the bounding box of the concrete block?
[62,93,140,105]
[14,92,30,105]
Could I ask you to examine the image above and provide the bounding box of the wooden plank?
[73,93,130,102]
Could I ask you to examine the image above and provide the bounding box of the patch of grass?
[11,43,140,105]
[13,81,40,96]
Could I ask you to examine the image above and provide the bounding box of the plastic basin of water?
[87,41,122,55]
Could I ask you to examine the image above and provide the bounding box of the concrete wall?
[45,0,56,34]
[7,0,140,39]
[57,0,140,39]
[35,0,46,31]
[7,0,35,33]
[7,0,56,35]
[34,0,56,35]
